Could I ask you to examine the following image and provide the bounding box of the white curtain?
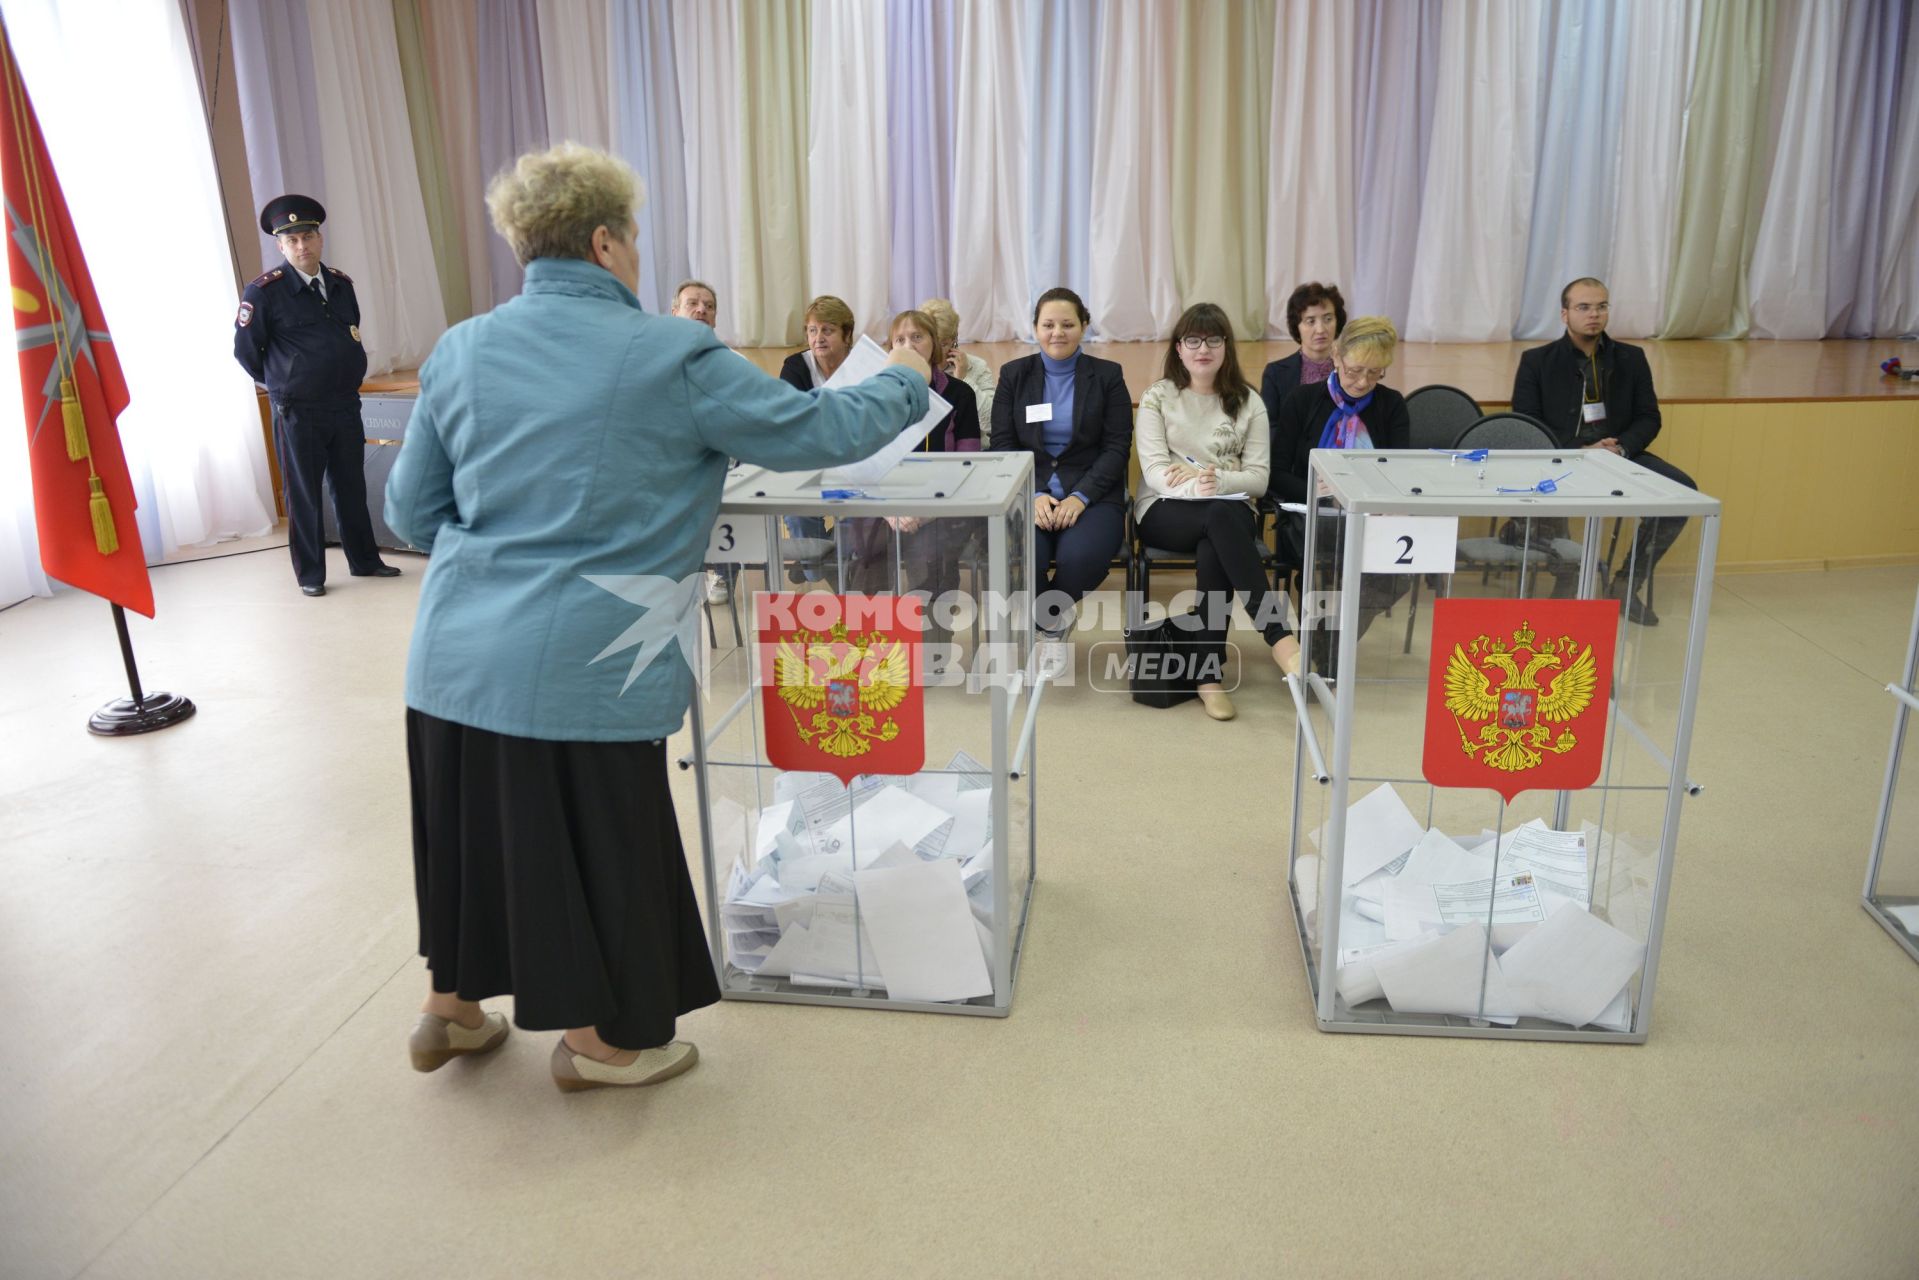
[1264,0,1355,339]
[306,0,448,371]
[536,0,611,151]
[1747,0,1843,339]
[0,0,274,606]
[1088,0,1178,341]
[808,0,891,338]
[949,0,1031,342]
[1404,0,1542,342]
[671,0,741,345]
[1606,0,1699,338]
[1878,8,1919,337]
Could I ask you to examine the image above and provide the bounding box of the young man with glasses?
[1512,278,1697,625]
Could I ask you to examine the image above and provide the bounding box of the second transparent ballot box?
[1864,587,1919,963]
[1286,448,1721,1042]
[686,453,1041,1015]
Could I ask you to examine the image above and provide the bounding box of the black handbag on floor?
[1122,609,1210,708]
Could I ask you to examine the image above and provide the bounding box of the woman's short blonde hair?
[486,143,640,267]
[916,297,961,349]
[804,295,855,342]
[1336,315,1399,367]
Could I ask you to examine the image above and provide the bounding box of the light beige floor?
[3,541,1917,1279]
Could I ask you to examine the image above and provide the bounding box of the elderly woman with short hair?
[386,144,929,1093]
[1269,315,1411,668]
[779,295,856,390]
[918,296,994,443]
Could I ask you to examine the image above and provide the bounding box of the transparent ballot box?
[1286,448,1720,1042]
[1864,587,1919,964]
[686,453,1040,1015]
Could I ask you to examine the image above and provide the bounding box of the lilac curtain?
[1023,0,1098,307]
[886,0,957,312]
[477,0,548,305]
[1826,0,1910,337]
[610,0,690,313]
[227,0,327,274]
[1349,0,1441,326]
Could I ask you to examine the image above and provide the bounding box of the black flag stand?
[87,603,195,736]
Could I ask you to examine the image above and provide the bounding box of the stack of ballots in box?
[1295,785,1647,1030]
[721,752,998,1003]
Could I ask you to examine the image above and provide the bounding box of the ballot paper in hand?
[809,335,953,486]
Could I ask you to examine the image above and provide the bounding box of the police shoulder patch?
[325,266,353,284]
[236,301,254,328]
[249,267,284,288]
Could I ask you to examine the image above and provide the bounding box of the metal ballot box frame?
[1287,448,1721,1042]
[684,452,1041,1016]
[1864,587,1919,964]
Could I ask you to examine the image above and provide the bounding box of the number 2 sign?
[1360,516,1457,574]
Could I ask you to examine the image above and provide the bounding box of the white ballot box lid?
[722,451,1034,519]
[1313,448,1719,518]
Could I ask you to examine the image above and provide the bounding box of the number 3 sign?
[1360,516,1457,574]
[705,514,768,564]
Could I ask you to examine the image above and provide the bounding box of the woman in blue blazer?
[988,287,1132,635]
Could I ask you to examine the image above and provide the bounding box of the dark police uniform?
[233,194,393,593]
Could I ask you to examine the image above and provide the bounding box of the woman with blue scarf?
[1268,315,1410,504]
[1269,316,1411,670]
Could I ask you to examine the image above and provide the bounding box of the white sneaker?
[1035,639,1072,680]
[705,570,730,604]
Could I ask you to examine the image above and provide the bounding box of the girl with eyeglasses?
[1134,303,1298,721]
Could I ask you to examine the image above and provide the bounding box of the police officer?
[234,195,400,596]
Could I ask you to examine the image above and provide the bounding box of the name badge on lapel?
[350,325,362,343]
[1582,401,1606,424]
[1026,403,1054,424]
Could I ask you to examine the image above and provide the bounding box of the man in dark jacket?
[234,194,399,596]
[1512,277,1696,625]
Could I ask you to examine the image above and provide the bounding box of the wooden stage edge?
[363,338,1919,405]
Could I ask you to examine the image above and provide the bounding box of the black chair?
[1404,384,1482,451]
[1447,412,1576,600]
[1127,501,1287,622]
[1452,411,1556,451]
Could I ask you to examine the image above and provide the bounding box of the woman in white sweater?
[1134,302,1301,721]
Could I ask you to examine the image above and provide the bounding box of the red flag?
[1422,598,1618,803]
[2,23,152,617]
[756,593,925,786]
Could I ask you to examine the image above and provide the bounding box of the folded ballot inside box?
[721,751,996,1003]
[1314,786,1646,1031]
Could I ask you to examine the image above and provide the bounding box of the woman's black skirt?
[406,709,721,1050]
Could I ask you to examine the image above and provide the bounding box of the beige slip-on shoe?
[551,1038,699,1093]
[409,1011,510,1073]
[1197,688,1236,721]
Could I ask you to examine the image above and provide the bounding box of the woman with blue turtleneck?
[989,287,1133,636]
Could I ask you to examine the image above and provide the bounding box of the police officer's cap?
[260,194,326,236]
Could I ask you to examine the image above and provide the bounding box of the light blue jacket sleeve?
[680,340,929,470]
[384,360,458,551]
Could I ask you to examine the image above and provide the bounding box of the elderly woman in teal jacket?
[386,144,930,1093]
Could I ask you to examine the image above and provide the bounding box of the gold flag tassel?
[60,376,90,460]
[88,474,118,555]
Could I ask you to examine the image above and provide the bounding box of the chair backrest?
[1404,384,1482,450]
[1453,412,1555,451]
